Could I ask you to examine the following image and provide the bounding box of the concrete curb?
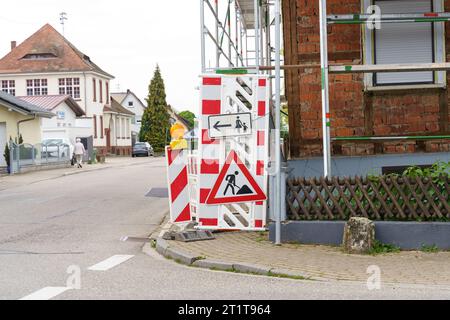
[147,236,321,281]
[269,268,324,281]
[144,213,319,281]
[165,247,203,265]
[192,259,235,271]
[233,263,272,275]
[155,238,204,265]
[156,238,170,256]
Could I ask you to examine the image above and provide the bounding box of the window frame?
[93,115,98,139]
[1,80,15,96]
[106,82,109,104]
[100,115,104,139]
[93,78,97,102]
[26,79,48,96]
[59,77,81,99]
[99,80,103,104]
[363,0,446,90]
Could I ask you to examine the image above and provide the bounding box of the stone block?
[343,217,375,254]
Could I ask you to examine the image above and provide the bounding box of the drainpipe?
[17,115,36,143]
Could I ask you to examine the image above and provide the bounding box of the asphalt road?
[1,157,450,300]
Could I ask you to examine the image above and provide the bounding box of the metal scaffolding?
[199,0,283,243]
[319,0,450,178]
[200,0,273,73]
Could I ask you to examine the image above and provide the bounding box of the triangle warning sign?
[206,150,267,205]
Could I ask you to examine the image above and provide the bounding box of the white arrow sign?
[208,113,252,139]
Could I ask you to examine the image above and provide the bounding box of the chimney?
[10,41,16,51]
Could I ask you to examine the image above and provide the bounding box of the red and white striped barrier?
[197,76,223,228]
[196,75,270,231]
[166,146,192,224]
[253,78,270,229]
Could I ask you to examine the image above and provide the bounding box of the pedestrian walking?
[74,138,86,168]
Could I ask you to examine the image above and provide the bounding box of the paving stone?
[150,230,450,286]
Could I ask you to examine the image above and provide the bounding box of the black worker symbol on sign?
[224,171,253,196]
[235,116,249,133]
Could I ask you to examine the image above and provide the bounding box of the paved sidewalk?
[157,230,450,287]
[0,156,164,191]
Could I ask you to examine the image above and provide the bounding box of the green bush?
[368,241,400,255]
[403,161,450,181]
[3,144,10,167]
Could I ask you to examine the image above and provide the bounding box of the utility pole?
[60,12,68,36]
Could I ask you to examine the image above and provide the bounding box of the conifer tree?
[139,66,171,152]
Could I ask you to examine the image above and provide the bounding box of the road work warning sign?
[206,150,266,205]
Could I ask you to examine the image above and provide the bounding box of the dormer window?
[21,53,57,60]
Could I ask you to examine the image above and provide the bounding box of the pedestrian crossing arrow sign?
[208,113,252,139]
[206,150,267,205]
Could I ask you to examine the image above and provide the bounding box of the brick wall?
[285,0,450,159]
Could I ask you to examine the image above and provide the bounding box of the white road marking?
[20,287,72,300]
[88,255,134,271]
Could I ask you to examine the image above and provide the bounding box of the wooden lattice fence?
[286,176,450,221]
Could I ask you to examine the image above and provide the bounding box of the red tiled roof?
[18,95,85,117]
[104,97,135,116]
[0,24,113,78]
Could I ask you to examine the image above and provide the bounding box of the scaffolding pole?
[200,0,206,73]
[318,2,450,178]
[235,1,239,67]
[319,0,332,177]
[254,0,260,72]
[328,12,450,24]
[274,0,282,245]
[215,0,220,67]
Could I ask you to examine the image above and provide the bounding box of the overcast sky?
[0,0,202,114]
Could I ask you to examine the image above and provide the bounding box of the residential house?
[167,105,191,132]
[104,98,135,155]
[111,90,146,145]
[17,95,89,144]
[0,91,54,167]
[283,0,450,177]
[0,23,114,155]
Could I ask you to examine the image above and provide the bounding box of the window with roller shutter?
[364,0,445,87]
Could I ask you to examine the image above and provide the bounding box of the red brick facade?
[284,0,450,159]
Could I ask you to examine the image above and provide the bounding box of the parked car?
[42,138,74,159]
[132,142,154,157]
